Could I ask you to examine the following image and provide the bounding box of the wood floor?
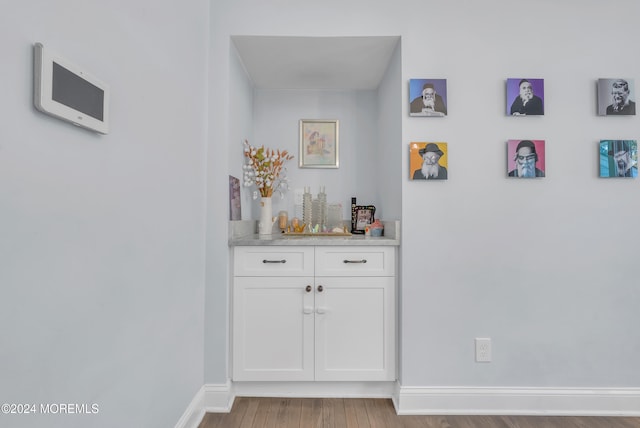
[198,397,640,428]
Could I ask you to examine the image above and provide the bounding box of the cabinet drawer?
[315,246,395,277]
[234,246,314,276]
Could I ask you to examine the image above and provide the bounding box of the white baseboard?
[174,385,205,428]
[202,382,235,412]
[393,386,640,416]
[174,382,234,428]
[177,382,640,427]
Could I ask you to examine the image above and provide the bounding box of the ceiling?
[231,36,400,90]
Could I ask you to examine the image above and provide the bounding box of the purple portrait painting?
[507,78,544,116]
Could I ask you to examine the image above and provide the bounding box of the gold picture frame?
[299,119,339,168]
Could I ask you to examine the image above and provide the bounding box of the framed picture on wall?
[299,119,339,168]
[599,140,637,177]
[507,78,544,116]
[507,139,545,178]
[409,142,448,180]
[597,79,636,116]
[409,79,447,117]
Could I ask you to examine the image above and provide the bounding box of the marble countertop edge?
[228,220,400,246]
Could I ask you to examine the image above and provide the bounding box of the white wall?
[0,1,208,427]
[210,0,640,395]
[251,89,379,220]
[376,42,403,221]
[400,0,640,388]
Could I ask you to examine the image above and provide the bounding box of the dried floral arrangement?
[242,139,294,198]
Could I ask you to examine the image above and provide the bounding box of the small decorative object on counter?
[278,210,288,233]
[258,197,276,236]
[352,204,376,234]
[303,187,312,226]
[351,197,357,232]
[242,140,294,236]
[369,219,384,237]
[317,186,327,228]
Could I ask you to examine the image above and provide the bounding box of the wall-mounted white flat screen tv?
[33,42,110,134]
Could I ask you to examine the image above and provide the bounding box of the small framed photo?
[409,79,447,116]
[597,79,636,116]
[299,119,339,168]
[352,205,376,234]
[507,139,545,178]
[599,140,637,177]
[507,78,545,116]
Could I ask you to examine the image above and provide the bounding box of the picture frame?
[597,78,636,116]
[409,79,448,117]
[599,140,638,177]
[507,139,546,178]
[352,205,376,234]
[506,78,545,116]
[409,142,448,180]
[299,119,339,168]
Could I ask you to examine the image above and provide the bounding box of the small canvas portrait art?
[409,142,448,180]
[597,79,636,116]
[409,79,447,117]
[507,140,545,178]
[229,175,241,220]
[506,78,544,116]
[599,140,637,178]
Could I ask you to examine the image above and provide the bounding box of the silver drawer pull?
[262,259,287,264]
[343,259,367,264]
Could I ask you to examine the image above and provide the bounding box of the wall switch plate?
[475,337,492,362]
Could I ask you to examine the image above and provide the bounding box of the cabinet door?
[233,276,314,381]
[314,276,395,381]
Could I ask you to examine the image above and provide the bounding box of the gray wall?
[0,1,209,427]
[210,0,640,390]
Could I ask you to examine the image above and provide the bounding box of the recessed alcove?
[229,35,402,222]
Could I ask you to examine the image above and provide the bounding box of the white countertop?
[228,220,400,247]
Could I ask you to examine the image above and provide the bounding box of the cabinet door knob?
[317,285,323,292]
[303,306,314,314]
[305,285,312,292]
[316,307,326,314]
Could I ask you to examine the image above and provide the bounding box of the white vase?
[258,196,273,236]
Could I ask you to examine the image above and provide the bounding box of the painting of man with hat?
[507,140,545,178]
[411,142,448,180]
[409,79,448,117]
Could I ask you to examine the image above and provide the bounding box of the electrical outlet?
[475,338,492,362]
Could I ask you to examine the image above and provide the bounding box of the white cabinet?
[314,246,395,381]
[232,247,314,381]
[232,245,396,382]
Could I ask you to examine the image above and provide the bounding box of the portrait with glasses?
[507,140,545,178]
[410,142,448,180]
[409,79,448,117]
[598,78,636,116]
